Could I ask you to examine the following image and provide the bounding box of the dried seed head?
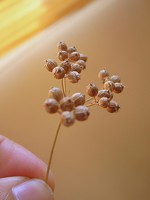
[74,105,90,121]
[61,111,75,127]
[67,71,80,83]
[44,98,59,113]
[98,69,109,80]
[60,97,74,111]
[96,89,113,101]
[60,60,71,74]
[52,66,65,79]
[76,60,86,70]
[48,87,63,102]
[67,46,77,54]
[107,100,120,113]
[71,93,85,107]
[57,51,68,61]
[45,59,57,72]
[113,82,124,93]
[86,83,98,97]
[79,54,88,62]
[103,81,115,91]
[69,51,80,62]
[71,63,82,73]
[110,75,121,83]
[98,97,110,108]
[57,41,67,51]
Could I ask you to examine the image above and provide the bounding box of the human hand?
[0,135,54,200]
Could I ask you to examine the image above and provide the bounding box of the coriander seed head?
[52,66,65,79]
[107,100,120,113]
[48,87,63,102]
[71,92,85,107]
[98,69,109,80]
[74,105,90,121]
[57,41,67,51]
[60,97,74,111]
[45,59,57,72]
[61,111,75,127]
[86,83,98,97]
[57,50,68,61]
[44,98,59,113]
[67,71,80,83]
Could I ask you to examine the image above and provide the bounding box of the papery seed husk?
[61,111,75,127]
[113,82,124,93]
[60,60,71,74]
[74,105,90,121]
[86,83,98,97]
[79,54,88,62]
[98,69,109,80]
[45,59,57,72]
[48,87,63,102]
[67,71,80,83]
[103,81,115,91]
[107,100,120,113]
[76,60,86,70]
[67,46,77,54]
[98,97,110,108]
[44,98,59,113]
[110,75,121,83]
[52,66,65,79]
[57,41,67,51]
[96,89,113,101]
[60,97,74,111]
[71,93,85,107]
[69,51,80,62]
[71,63,82,73]
[57,50,68,61]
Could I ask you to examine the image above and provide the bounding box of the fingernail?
[12,179,54,200]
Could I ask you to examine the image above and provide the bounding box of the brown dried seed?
[67,46,77,54]
[61,111,75,127]
[76,60,86,70]
[52,66,65,79]
[96,89,113,101]
[57,41,67,51]
[60,60,71,74]
[103,81,115,91]
[69,51,80,62]
[98,69,109,80]
[71,93,85,107]
[45,59,57,72]
[107,100,120,113]
[44,98,59,113]
[113,82,124,93]
[86,83,98,97]
[57,51,68,61]
[71,63,82,73]
[110,75,121,83]
[60,97,74,111]
[48,87,63,102]
[67,71,80,83]
[74,105,90,121]
[79,54,88,62]
[98,97,110,108]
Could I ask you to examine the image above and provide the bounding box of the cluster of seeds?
[86,69,124,113]
[44,42,124,127]
[45,41,88,83]
[44,87,90,127]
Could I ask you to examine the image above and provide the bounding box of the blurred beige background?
[0,0,150,199]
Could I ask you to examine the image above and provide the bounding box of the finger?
[0,135,54,190]
[0,177,54,200]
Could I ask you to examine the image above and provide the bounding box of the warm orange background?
[0,0,150,199]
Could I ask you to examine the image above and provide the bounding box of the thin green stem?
[45,120,62,183]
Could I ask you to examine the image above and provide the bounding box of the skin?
[0,135,55,200]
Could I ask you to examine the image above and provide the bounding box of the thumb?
[12,179,54,200]
[0,177,54,200]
